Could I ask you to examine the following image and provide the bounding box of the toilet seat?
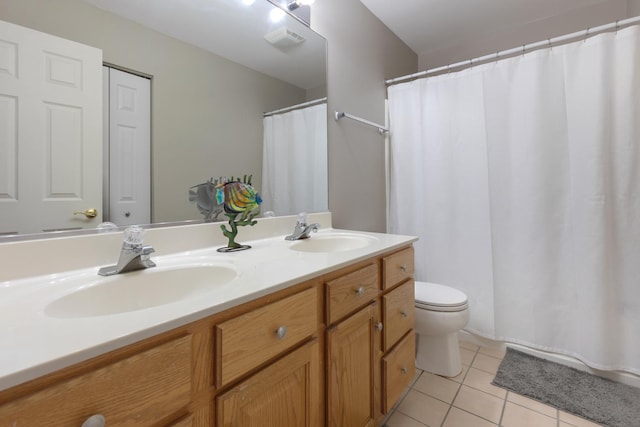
[415,281,468,312]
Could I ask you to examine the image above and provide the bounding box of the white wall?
[312,0,418,232]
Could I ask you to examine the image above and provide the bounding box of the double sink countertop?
[0,212,416,392]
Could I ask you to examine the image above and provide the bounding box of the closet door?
[105,67,151,226]
[0,20,102,235]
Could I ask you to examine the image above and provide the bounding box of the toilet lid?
[415,281,468,309]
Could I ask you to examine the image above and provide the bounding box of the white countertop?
[0,216,416,392]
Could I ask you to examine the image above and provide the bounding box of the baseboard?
[459,330,640,389]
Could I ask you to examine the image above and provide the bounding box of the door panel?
[0,20,102,235]
[107,67,151,226]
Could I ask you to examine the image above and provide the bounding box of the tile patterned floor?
[384,341,605,427]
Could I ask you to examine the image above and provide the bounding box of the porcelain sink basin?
[288,233,376,253]
[44,263,237,318]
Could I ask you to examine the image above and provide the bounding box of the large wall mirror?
[0,0,327,238]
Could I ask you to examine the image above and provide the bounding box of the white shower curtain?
[388,26,640,374]
[262,103,328,215]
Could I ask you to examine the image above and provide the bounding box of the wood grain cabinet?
[0,335,193,427]
[216,339,321,427]
[380,248,416,417]
[0,245,415,427]
[325,247,416,426]
[327,303,379,427]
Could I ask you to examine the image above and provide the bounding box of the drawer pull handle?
[275,326,287,340]
[82,415,105,427]
[355,287,365,296]
[375,322,383,332]
[400,310,408,318]
[400,264,408,272]
[401,367,408,374]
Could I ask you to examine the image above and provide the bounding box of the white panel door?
[107,67,151,226]
[0,19,102,235]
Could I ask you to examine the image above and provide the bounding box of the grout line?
[440,346,479,426]
[498,391,508,426]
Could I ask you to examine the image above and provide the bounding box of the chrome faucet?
[98,225,156,276]
[285,212,320,241]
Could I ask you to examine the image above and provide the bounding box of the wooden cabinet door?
[216,339,321,427]
[326,303,378,427]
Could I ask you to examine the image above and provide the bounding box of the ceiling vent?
[264,27,306,48]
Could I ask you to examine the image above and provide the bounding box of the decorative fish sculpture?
[215,180,262,215]
[188,178,223,220]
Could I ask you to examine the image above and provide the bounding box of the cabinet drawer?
[216,287,318,387]
[382,279,415,351]
[382,331,415,414]
[326,263,379,325]
[382,247,414,290]
[0,335,192,427]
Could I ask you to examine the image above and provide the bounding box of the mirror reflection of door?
[102,66,151,227]
[0,19,103,236]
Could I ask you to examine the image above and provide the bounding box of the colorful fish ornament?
[215,180,262,215]
[216,175,262,252]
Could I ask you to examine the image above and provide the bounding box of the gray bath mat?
[492,348,640,427]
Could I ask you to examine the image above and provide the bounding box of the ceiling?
[82,0,326,90]
[359,0,613,62]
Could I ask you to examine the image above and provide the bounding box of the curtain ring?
[521,45,525,57]
[615,20,619,34]
[584,27,590,43]
[547,38,552,51]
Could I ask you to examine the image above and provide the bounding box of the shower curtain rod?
[386,15,640,86]
[263,97,327,117]
[334,111,389,134]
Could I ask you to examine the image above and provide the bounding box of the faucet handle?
[296,212,308,226]
[123,225,144,245]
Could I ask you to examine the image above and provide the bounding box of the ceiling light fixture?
[270,7,286,23]
[287,0,315,11]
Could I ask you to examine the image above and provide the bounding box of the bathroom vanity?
[0,214,416,426]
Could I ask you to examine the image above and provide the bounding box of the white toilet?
[414,281,470,377]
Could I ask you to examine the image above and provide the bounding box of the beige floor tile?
[478,345,506,359]
[507,392,557,418]
[462,367,507,399]
[448,364,469,383]
[412,372,461,404]
[397,389,450,427]
[385,410,428,427]
[443,407,498,427]
[460,341,480,352]
[460,347,477,366]
[453,385,504,424]
[472,353,502,375]
[501,402,557,427]
[559,411,605,427]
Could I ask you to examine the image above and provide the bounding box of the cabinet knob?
[401,367,408,374]
[275,326,287,339]
[375,322,383,332]
[400,310,408,318]
[355,287,365,296]
[81,414,105,427]
[400,264,408,272]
